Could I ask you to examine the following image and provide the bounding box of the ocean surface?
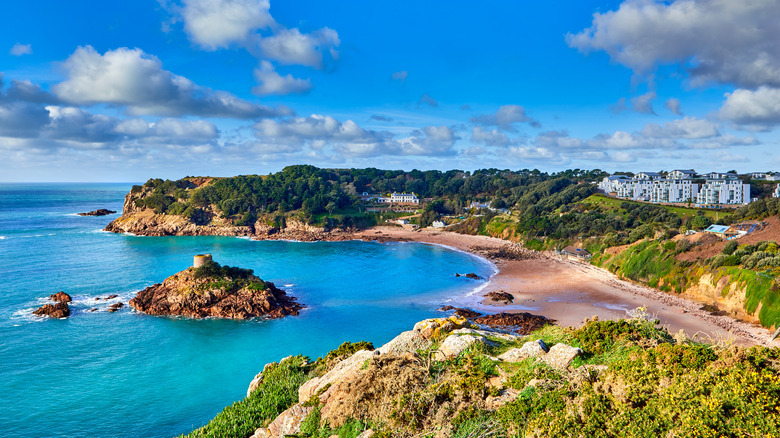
[0,183,494,438]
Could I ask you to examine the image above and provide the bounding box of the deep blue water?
[0,183,494,437]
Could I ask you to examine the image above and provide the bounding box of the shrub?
[723,239,739,255]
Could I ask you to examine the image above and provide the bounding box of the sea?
[0,183,495,438]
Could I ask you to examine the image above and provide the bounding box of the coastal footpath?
[183,314,780,437]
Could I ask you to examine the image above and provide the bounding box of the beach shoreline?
[337,226,776,347]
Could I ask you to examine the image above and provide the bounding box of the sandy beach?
[352,226,777,347]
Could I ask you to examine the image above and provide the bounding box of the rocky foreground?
[129,262,303,319]
[186,314,780,438]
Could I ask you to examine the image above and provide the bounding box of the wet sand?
[353,226,776,347]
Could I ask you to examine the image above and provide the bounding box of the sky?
[1,0,779,181]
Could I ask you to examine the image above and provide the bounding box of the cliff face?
[104,187,327,238]
[129,266,303,319]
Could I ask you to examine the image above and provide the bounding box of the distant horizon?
[1,1,779,180]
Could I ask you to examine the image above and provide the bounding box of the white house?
[431,220,446,228]
[389,192,419,204]
[703,171,737,180]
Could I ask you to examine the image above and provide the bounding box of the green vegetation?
[185,318,780,437]
[183,356,311,437]
[190,261,267,294]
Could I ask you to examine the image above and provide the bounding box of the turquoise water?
[0,183,494,437]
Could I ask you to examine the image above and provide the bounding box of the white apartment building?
[696,178,750,205]
[649,178,699,203]
[597,175,631,194]
[616,179,652,201]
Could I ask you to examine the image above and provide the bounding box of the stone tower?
[193,254,212,268]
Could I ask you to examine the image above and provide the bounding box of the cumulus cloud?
[254,115,457,157]
[0,102,50,138]
[567,0,780,89]
[719,86,780,130]
[256,27,340,68]
[391,71,408,83]
[251,60,312,96]
[640,117,720,139]
[174,0,340,68]
[665,98,682,115]
[471,105,540,130]
[10,43,32,56]
[471,126,510,146]
[180,0,274,49]
[53,46,289,118]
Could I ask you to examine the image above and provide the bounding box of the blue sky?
[1,0,779,181]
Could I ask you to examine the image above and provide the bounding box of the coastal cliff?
[129,261,302,319]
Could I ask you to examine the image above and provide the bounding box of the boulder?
[435,334,496,360]
[246,371,264,397]
[413,315,474,339]
[298,349,377,403]
[452,327,520,342]
[498,339,548,362]
[104,294,119,300]
[356,430,375,438]
[377,330,431,355]
[540,343,583,370]
[464,273,481,279]
[251,403,313,438]
[484,290,514,303]
[32,302,70,318]
[49,292,72,303]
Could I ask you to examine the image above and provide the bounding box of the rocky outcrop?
[33,302,70,318]
[498,339,549,362]
[435,333,497,360]
[129,264,303,319]
[49,291,72,303]
[104,209,254,236]
[473,312,552,334]
[541,344,583,370]
[77,209,116,216]
[484,290,514,303]
[251,404,313,438]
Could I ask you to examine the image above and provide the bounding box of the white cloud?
[640,117,720,139]
[471,105,540,130]
[0,102,50,137]
[181,0,274,49]
[257,27,340,68]
[471,126,510,146]
[254,115,457,157]
[719,86,780,130]
[631,91,656,114]
[53,46,289,118]
[10,43,32,56]
[567,0,780,88]
[252,61,312,96]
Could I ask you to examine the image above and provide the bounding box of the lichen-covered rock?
[435,334,496,360]
[250,403,312,438]
[453,327,521,342]
[377,330,431,355]
[32,302,70,318]
[413,315,474,339]
[498,339,548,362]
[298,349,377,403]
[540,343,583,370]
[356,430,375,438]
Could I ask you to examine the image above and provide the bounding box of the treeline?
[132,165,608,222]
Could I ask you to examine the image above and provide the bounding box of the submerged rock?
[77,208,116,216]
[33,302,70,318]
[49,291,72,303]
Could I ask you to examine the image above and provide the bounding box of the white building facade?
[603,169,751,206]
[696,178,750,206]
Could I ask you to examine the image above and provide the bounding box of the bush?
[723,239,739,255]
